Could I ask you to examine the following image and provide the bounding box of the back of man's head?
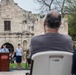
[45,10,61,29]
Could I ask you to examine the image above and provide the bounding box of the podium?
[0,53,10,71]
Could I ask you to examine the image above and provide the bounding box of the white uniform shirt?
[0,48,9,53]
[16,48,22,56]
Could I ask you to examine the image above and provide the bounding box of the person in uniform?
[0,44,9,53]
[16,44,22,70]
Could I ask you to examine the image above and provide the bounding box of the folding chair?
[26,51,73,75]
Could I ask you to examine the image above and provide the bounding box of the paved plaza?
[0,70,30,75]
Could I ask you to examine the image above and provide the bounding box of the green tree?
[64,0,76,40]
[64,0,76,13]
[68,12,76,40]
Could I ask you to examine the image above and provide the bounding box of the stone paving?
[0,70,30,75]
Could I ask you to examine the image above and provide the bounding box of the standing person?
[30,10,73,56]
[16,44,22,70]
[0,44,9,53]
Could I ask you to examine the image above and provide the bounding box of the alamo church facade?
[0,0,68,57]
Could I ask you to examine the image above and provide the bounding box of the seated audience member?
[30,10,73,56]
[0,44,9,53]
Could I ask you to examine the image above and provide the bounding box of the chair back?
[31,51,73,75]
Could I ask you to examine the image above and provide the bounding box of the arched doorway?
[1,43,14,53]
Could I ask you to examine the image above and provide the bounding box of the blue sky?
[0,0,40,13]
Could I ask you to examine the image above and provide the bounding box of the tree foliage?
[64,0,76,13]
[64,0,76,41]
[68,13,76,41]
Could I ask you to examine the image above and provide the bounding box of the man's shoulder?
[60,34,72,40]
[59,34,72,43]
[31,34,72,42]
[31,34,45,41]
[32,34,72,39]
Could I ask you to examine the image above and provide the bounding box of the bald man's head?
[45,10,61,29]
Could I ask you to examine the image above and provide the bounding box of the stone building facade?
[0,0,68,55]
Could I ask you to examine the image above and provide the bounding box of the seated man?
[30,10,73,56]
[0,44,9,53]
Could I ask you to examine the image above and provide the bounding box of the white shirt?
[0,48,9,53]
[16,48,22,56]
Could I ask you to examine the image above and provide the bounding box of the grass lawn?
[10,63,28,69]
